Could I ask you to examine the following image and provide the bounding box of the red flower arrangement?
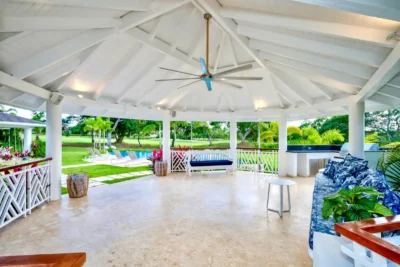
[147,149,163,173]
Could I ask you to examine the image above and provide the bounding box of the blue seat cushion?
[190,160,233,167]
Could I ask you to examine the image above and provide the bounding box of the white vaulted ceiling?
[0,0,399,121]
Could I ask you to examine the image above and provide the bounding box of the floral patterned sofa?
[308,154,400,255]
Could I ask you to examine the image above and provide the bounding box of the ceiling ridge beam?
[117,55,166,103]
[120,0,190,32]
[238,24,384,67]
[376,84,400,100]
[126,27,200,70]
[28,58,81,87]
[368,94,398,107]
[213,33,225,74]
[221,7,396,48]
[0,31,32,45]
[93,43,144,100]
[270,70,313,107]
[6,28,115,79]
[0,17,121,32]
[252,40,376,79]
[0,71,51,100]
[355,42,400,102]
[170,7,197,52]
[259,51,367,88]
[226,35,238,67]
[266,61,359,94]
[288,0,400,22]
[13,0,153,11]
[309,82,335,101]
[217,92,224,112]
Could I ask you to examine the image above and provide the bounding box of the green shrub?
[31,140,46,158]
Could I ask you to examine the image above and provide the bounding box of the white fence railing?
[171,151,188,172]
[171,149,278,175]
[237,149,278,175]
[0,159,51,229]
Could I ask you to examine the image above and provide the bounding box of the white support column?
[348,100,365,159]
[23,128,32,152]
[46,101,63,201]
[162,116,171,174]
[230,117,238,171]
[278,112,288,177]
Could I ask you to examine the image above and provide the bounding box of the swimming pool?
[109,151,152,159]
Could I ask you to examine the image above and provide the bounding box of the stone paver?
[61,170,153,189]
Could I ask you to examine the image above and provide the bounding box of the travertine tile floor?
[0,172,314,267]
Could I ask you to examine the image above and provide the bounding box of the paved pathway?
[61,170,153,188]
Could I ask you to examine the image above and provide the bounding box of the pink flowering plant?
[147,149,163,173]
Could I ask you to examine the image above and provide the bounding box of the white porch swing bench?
[185,150,234,176]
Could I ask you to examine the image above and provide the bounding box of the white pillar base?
[46,101,62,201]
[348,101,365,159]
[23,128,32,152]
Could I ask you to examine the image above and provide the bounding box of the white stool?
[265,177,296,217]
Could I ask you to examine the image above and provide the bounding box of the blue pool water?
[109,151,152,159]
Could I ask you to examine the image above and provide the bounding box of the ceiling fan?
[155,13,263,91]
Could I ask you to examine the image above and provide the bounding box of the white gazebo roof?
[0,0,399,121]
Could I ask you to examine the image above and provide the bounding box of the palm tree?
[377,145,400,191]
[31,111,46,140]
[83,118,98,148]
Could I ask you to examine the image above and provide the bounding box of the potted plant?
[147,149,166,176]
[322,186,393,223]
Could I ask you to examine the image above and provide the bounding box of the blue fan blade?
[199,58,208,75]
[202,77,213,91]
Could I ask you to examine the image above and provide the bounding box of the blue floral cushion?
[323,160,342,179]
[359,169,400,215]
[342,154,369,177]
[340,175,358,190]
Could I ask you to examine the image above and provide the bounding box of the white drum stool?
[265,177,296,217]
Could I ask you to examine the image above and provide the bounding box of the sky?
[4,105,304,127]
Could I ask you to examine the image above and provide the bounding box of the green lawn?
[62,146,90,166]
[62,164,151,178]
[38,134,230,148]
[102,174,148,184]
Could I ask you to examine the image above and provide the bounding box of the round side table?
[264,177,296,217]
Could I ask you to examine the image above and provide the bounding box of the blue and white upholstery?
[309,154,400,251]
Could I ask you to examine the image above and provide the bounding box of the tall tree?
[31,111,46,140]
[133,120,156,147]
[365,109,400,143]
[319,115,349,141]
[237,122,258,143]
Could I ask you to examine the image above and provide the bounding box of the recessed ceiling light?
[157,107,161,110]
[78,94,83,98]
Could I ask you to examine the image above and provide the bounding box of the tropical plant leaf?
[370,203,394,216]
[345,210,371,222]
[321,201,334,219]
[337,189,351,200]
[351,198,375,211]
[324,192,342,201]
[350,186,382,197]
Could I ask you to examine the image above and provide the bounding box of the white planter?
[313,232,353,267]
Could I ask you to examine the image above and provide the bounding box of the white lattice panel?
[0,171,27,228]
[238,149,278,174]
[0,160,52,229]
[171,151,188,172]
[28,163,50,211]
